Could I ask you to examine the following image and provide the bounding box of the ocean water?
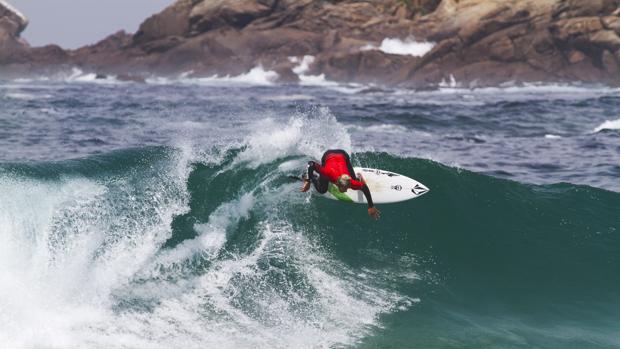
[0,73,619,349]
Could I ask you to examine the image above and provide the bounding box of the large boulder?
[0,0,29,62]
[133,0,194,45]
[189,0,277,33]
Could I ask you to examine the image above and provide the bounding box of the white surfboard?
[320,167,429,204]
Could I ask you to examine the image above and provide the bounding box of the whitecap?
[544,134,563,139]
[592,119,620,133]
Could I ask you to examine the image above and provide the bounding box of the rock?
[321,29,341,51]
[601,16,620,34]
[0,1,27,35]
[75,31,132,55]
[602,49,619,73]
[553,0,619,19]
[116,74,146,83]
[317,49,416,84]
[272,64,299,83]
[488,36,517,61]
[549,17,604,44]
[0,0,29,60]
[589,30,620,50]
[133,0,193,45]
[4,0,620,87]
[568,50,587,64]
[189,0,275,33]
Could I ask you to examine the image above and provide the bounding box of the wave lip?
[592,118,620,133]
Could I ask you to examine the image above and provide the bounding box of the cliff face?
[3,0,620,87]
[0,0,29,62]
[406,0,620,86]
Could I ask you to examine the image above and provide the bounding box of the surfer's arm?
[307,161,321,177]
[351,175,374,208]
[361,184,375,208]
[357,174,380,219]
[363,185,380,219]
[360,184,374,208]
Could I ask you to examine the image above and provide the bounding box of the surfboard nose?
[412,183,429,196]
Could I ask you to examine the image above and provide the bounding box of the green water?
[2,147,619,348]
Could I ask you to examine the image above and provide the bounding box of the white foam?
[364,124,407,133]
[147,66,279,86]
[261,94,315,101]
[439,74,459,89]
[289,55,343,87]
[161,193,256,263]
[0,142,414,348]
[592,118,620,133]
[232,107,352,168]
[64,68,124,84]
[362,37,435,57]
[290,55,314,75]
[277,159,305,172]
[351,124,409,134]
[9,67,127,85]
[121,220,407,349]
[4,92,37,100]
[544,134,563,139]
[439,82,620,95]
[0,147,194,348]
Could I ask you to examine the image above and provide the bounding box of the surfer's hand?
[300,180,311,192]
[368,207,380,220]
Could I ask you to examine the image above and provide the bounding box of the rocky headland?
[2,0,620,88]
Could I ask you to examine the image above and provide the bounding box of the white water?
[290,55,342,88]
[593,118,620,133]
[147,66,279,86]
[232,107,352,168]
[362,37,435,57]
[0,147,192,348]
[0,114,410,348]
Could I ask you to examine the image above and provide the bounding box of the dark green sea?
[1,74,619,348]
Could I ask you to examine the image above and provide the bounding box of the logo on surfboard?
[362,168,399,177]
[412,184,428,195]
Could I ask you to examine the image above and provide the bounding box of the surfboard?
[318,167,429,204]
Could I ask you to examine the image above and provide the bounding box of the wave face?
[1,80,620,348]
[1,145,618,348]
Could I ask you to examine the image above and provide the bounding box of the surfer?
[301,149,380,220]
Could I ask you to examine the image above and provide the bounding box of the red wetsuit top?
[314,153,364,190]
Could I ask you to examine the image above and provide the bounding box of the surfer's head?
[337,174,351,192]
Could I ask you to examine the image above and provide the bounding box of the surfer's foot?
[300,179,311,192]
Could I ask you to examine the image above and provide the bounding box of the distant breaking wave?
[147,66,280,86]
[362,37,435,57]
[592,118,620,133]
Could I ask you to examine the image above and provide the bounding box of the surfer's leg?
[306,161,328,193]
[313,175,329,194]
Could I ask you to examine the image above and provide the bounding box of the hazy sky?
[8,0,174,49]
